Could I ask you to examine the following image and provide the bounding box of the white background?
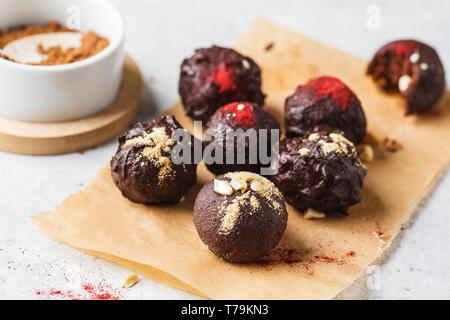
[0,0,449,299]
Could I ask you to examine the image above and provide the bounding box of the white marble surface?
[0,0,449,300]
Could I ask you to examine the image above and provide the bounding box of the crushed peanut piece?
[409,52,420,63]
[214,179,233,196]
[122,274,139,288]
[250,180,264,193]
[398,75,412,92]
[308,133,320,141]
[298,148,310,156]
[304,208,326,220]
[230,178,247,192]
[318,132,353,156]
[357,144,374,162]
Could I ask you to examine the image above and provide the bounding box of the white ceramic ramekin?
[0,0,125,122]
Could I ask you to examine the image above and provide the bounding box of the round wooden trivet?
[0,55,143,155]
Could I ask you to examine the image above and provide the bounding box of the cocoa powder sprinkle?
[123,127,175,184]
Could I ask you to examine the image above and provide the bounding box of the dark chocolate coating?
[111,115,197,204]
[204,102,280,176]
[179,45,265,121]
[271,129,367,214]
[194,172,288,263]
[285,76,367,145]
[367,40,445,115]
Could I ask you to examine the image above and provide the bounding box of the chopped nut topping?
[398,75,412,92]
[250,180,264,193]
[420,62,429,70]
[318,132,353,156]
[218,172,285,234]
[214,179,233,196]
[230,178,247,192]
[304,208,326,220]
[357,144,374,162]
[298,148,310,156]
[122,274,139,288]
[241,59,251,70]
[409,52,420,63]
[308,133,320,141]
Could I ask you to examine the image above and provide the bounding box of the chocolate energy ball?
[194,171,288,263]
[204,102,280,176]
[271,129,367,214]
[285,76,367,145]
[179,45,265,121]
[111,115,198,204]
[367,40,445,115]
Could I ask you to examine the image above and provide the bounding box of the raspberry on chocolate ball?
[204,102,280,176]
[367,40,445,115]
[111,115,198,204]
[285,76,367,145]
[271,128,367,215]
[194,171,288,263]
[179,45,265,121]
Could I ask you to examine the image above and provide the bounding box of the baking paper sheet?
[32,19,450,299]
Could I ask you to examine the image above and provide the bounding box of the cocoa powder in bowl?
[0,21,109,65]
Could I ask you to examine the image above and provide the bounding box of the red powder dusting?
[347,251,356,257]
[307,76,355,109]
[35,280,122,300]
[314,255,338,264]
[211,62,236,92]
[256,247,357,277]
[223,102,257,127]
[393,41,416,56]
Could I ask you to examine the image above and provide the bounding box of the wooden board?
[0,55,143,155]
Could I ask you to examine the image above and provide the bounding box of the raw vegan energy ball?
[285,76,367,145]
[179,45,265,121]
[111,115,198,204]
[204,102,280,175]
[194,172,288,263]
[367,40,445,115]
[271,129,367,215]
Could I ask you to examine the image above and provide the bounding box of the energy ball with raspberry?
[204,102,280,176]
[285,76,367,145]
[367,40,445,115]
[111,115,198,204]
[271,129,367,214]
[194,172,288,263]
[179,45,265,121]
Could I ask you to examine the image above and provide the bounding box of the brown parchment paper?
[32,19,450,300]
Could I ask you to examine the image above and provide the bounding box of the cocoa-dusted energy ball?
[285,76,367,145]
[367,40,445,115]
[179,45,265,121]
[194,172,288,263]
[271,129,367,214]
[204,102,280,176]
[111,115,198,204]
